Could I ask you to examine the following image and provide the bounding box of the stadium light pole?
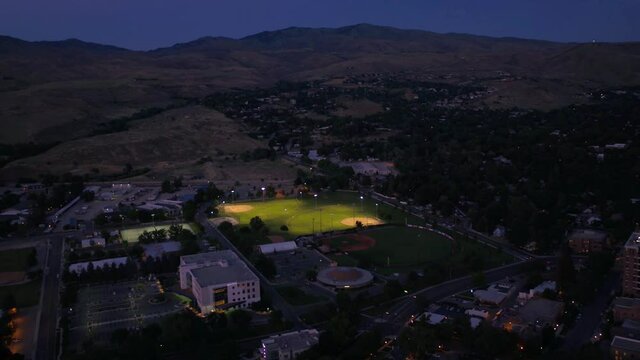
[230,189,235,203]
[360,195,364,212]
[314,194,318,209]
[261,187,266,201]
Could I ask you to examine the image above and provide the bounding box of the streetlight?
[314,194,318,209]
[261,187,266,202]
[360,195,364,212]
[230,190,235,203]
[375,203,379,219]
[151,213,156,227]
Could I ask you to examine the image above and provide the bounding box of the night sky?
[2,0,638,50]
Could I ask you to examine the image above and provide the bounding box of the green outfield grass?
[0,247,34,272]
[120,222,200,243]
[330,226,513,275]
[218,191,421,238]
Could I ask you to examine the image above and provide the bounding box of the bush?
[280,225,289,231]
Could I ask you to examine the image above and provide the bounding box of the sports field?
[120,222,200,243]
[218,191,421,238]
[327,226,512,274]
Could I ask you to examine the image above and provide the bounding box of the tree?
[182,200,197,221]
[161,179,174,193]
[250,216,265,231]
[81,190,95,202]
[27,248,37,268]
[472,271,487,288]
[255,255,277,278]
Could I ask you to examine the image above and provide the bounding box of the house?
[614,297,640,322]
[518,281,557,303]
[611,336,640,359]
[567,229,608,253]
[179,251,260,313]
[81,237,105,248]
[518,298,564,327]
[260,329,319,360]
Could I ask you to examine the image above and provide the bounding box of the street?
[561,272,620,350]
[34,236,64,360]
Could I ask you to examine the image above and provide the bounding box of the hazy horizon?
[1,0,638,50]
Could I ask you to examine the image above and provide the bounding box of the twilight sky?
[1,0,638,50]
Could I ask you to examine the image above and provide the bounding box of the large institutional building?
[179,250,260,313]
[623,232,640,297]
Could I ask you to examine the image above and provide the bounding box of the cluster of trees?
[300,292,380,359]
[161,177,183,193]
[140,254,180,275]
[217,219,277,278]
[294,160,355,191]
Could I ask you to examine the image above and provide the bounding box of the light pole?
[230,190,235,203]
[151,213,156,228]
[261,187,266,202]
[314,194,318,209]
[360,195,364,212]
[376,203,379,219]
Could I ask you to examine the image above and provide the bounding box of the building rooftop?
[614,297,640,309]
[519,298,563,324]
[568,228,608,242]
[143,241,181,258]
[261,329,319,353]
[625,232,640,250]
[612,336,640,353]
[182,250,258,287]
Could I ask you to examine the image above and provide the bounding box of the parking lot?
[269,248,330,283]
[67,280,184,347]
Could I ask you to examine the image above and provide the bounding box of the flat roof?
[614,297,640,309]
[262,329,319,352]
[183,250,258,287]
[624,232,640,250]
[568,228,608,242]
[519,298,563,323]
[612,336,640,353]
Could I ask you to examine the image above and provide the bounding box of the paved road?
[34,236,64,360]
[562,272,620,351]
[362,260,537,337]
[196,211,306,330]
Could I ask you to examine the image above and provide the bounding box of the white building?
[260,329,319,360]
[81,236,106,248]
[179,251,260,313]
[68,257,128,274]
[258,241,297,254]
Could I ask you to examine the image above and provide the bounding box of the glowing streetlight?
[230,189,235,203]
[314,194,318,209]
[261,187,266,201]
[360,195,364,211]
[375,203,379,218]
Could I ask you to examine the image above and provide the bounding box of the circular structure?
[340,217,382,227]
[317,266,374,289]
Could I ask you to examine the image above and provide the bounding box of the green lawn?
[120,222,200,243]
[330,226,513,275]
[0,280,41,307]
[336,226,453,268]
[218,191,421,238]
[0,247,34,272]
[276,286,325,306]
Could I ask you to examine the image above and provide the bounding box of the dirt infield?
[0,272,26,285]
[324,233,376,252]
[268,235,285,243]
[220,204,254,213]
[340,217,383,227]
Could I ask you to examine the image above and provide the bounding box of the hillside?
[1,24,639,180]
